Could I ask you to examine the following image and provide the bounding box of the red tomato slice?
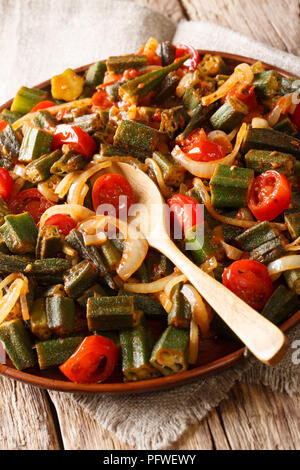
[9,188,54,224]
[175,44,200,71]
[52,125,97,160]
[59,335,118,384]
[248,170,292,221]
[223,84,259,111]
[122,69,141,80]
[91,89,113,108]
[181,128,227,162]
[44,214,76,236]
[168,194,203,235]
[0,168,13,202]
[291,102,300,131]
[92,173,135,217]
[0,120,8,132]
[30,100,56,112]
[222,259,274,311]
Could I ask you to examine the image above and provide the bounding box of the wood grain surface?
[0,0,299,451]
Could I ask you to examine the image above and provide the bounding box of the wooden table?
[1,0,299,450]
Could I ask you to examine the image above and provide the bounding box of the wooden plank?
[218,382,300,450]
[0,376,60,450]
[181,0,299,54]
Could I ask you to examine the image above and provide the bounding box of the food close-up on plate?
[0,38,299,395]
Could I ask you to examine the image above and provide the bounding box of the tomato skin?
[223,84,259,111]
[52,125,97,160]
[168,194,202,235]
[0,168,13,202]
[59,335,118,384]
[8,188,54,224]
[248,170,292,221]
[122,69,141,80]
[181,128,227,162]
[44,214,76,236]
[291,102,300,131]
[30,100,56,112]
[0,120,8,132]
[91,89,113,108]
[92,173,135,217]
[175,44,200,71]
[222,259,274,311]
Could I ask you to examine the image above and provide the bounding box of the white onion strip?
[188,319,199,364]
[172,123,247,179]
[67,161,111,205]
[124,272,180,294]
[39,204,95,228]
[181,283,211,337]
[202,63,254,106]
[145,158,174,198]
[285,237,300,252]
[268,255,300,278]
[117,221,149,281]
[0,279,25,325]
[164,273,188,298]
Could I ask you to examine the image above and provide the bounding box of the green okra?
[36,335,83,369]
[0,253,70,276]
[284,269,300,295]
[25,149,62,183]
[43,284,65,297]
[87,296,138,331]
[73,112,107,134]
[120,326,160,381]
[36,225,62,259]
[50,150,86,175]
[199,54,228,76]
[119,291,167,318]
[32,110,57,130]
[63,260,98,298]
[105,81,122,102]
[19,127,53,163]
[182,86,202,111]
[284,209,300,240]
[180,102,217,140]
[107,54,148,73]
[158,41,176,67]
[152,151,186,187]
[150,326,190,376]
[155,72,180,103]
[242,127,300,159]
[273,117,298,136]
[113,119,161,159]
[0,212,38,255]
[261,285,299,325]
[210,164,254,208]
[119,54,189,103]
[85,61,107,87]
[168,282,191,329]
[0,109,23,124]
[46,295,75,336]
[210,97,248,132]
[30,298,52,341]
[185,222,221,265]
[0,124,21,169]
[0,319,37,370]
[0,197,9,226]
[11,86,48,115]
[65,229,116,290]
[253,70,282,99]
[99,240,121,270]
[159,106,189,139]
[244,149,296,176]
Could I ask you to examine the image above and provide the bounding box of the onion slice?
[268,255,300,278]
[171,123,247,179]
[188,319,199,364]
[67,161,111,205]
[39,204,95,228]
[0,279,26,325]
[124,272,180,293]
[117,221,149,281]
[202,63,254,106]
[164,273,188,298]
[145,158,174,198]
[181,283,211,336]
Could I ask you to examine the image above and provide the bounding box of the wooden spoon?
[106,162,288,365]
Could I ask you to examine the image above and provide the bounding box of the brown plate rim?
[0,50,299,394]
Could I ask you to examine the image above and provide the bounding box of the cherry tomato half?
[181,128,227,162]
[0,168,13,202]
[91,89,113,109]
[44,214,76,236]
[59,335,118,384]
[248,170,292,221]
[168,194,203,235]
[175,44,200,71]
[8,188,54,224]
[52,125,97,160]
[222,259,274,311]
[92,173,135,217]
[30,100,56,113]
[291,102,300,132]
[0,120,8,132]
[223,84,259,111]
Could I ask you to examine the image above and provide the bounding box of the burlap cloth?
[1,0,299,450]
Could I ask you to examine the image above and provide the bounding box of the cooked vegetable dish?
[0,38,299,383]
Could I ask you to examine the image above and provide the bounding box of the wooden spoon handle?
[154,237,288,366]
